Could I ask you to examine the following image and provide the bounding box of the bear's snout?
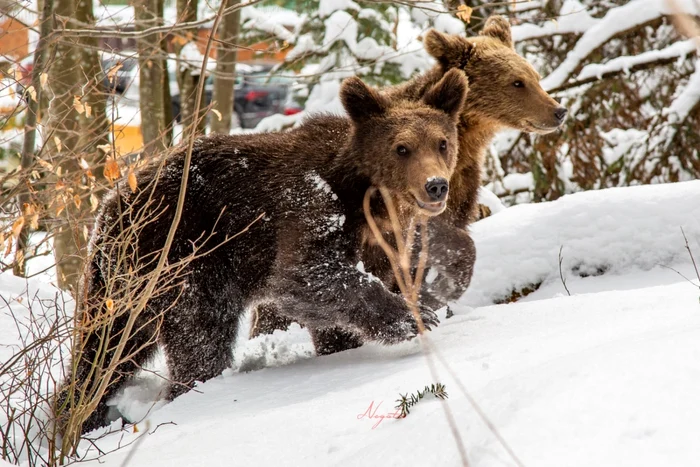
[425,178,449,202]
[554,107,568,124]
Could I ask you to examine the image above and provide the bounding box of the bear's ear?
[340,76,389,122]
[423,29,474,70]
[480,15,513,48]
[422,68,468,119]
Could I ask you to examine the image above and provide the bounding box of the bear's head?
[341,69,468,217]
[424,16,567,134]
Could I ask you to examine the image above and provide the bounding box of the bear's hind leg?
[57,310,159,434]
[159,287,242,399]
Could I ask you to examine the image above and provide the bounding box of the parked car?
[100,52,139,95]
[171,64,296,129]
[15,53,138,99]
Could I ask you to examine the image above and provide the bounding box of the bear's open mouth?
[525,121,561,134]
[414,197,446,214]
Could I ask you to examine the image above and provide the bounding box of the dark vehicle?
[17,53,138,98]
[171,65,295,129]
[101,54,138,95]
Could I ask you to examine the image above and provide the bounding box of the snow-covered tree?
[481,0,700,205]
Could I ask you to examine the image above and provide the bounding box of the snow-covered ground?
[1,181,699,466]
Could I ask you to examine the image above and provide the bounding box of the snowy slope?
[1,181,700,466]
[464,180,700,305]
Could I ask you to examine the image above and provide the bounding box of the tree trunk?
[211,0,241,134]
[135,0,167,157]
[176,0,206,135]
[159,0,173,146]
[76,0,110,176]
[48,0,87,291]
[13,0,53,277]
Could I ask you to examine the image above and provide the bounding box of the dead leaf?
[73,96,85,114]
[4,235,12,256]
[133,424,139,433]
[171,35,188,47]
[456,5,473,23]
[90,193,99,212]
[79,158,90,170]
[97,144,113,156]
[73,194,82,209]
[83,225,89,240]
[54,136,62,153]
[40,72,48,90]
[85,104,92,118]
[25,85,37,102]
[37,158,53,171]
[127,168,138,193]
[551,18,559,29]
[105,298,114,312]
[11,217,25,239]
[104,158,121,183]
[23,204,39,230]
[107,62,123,83]
[211,108,222,121]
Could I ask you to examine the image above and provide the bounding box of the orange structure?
[0,17,30,60]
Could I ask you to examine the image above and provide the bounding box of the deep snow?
[1,181,700,466]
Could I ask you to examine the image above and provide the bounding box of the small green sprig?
[395,383,448,418]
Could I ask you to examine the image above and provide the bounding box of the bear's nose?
[554,107,568,123]
[425,178,448,201]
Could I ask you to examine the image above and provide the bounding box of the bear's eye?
[396,145,409,157]
[439,140,448,153]
[513,80,525,88]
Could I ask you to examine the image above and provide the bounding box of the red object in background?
[245,90,268,101]
[19,62,33,85]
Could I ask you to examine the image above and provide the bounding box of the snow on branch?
[241,6,295,43]
[664,59,700,123]
[512,0,597,42]
[541,0,700,91]
[575,39,697,82]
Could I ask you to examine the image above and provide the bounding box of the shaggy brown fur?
[251,16,567,353]
[389,16,567,226]
[57,70,469,433]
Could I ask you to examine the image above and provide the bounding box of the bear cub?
[58,70,469,433]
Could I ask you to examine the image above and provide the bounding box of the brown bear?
[57,70,469,434]
[251,16,567,353]
[391,16,568,310]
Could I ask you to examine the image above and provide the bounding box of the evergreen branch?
[395,383,448,418]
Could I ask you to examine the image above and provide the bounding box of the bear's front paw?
[362,303,439,345]
[417,303,439,330]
